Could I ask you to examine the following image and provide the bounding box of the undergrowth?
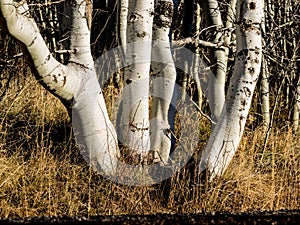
[0,64,299,218]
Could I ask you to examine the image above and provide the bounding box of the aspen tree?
[150,0,176,164]
[118,0,154,160]
[199,0,263,178]
[0,0,120,176]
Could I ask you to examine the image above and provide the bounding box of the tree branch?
[0,0,80,101]
[172,37,223,48]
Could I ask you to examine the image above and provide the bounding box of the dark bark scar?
[249,2,256,10]
[248,67,255,75]
[137,31,147,38]
[52,75,58,83]
[243,87,251,97]
[63,76,67,86]
[154,1,173,28]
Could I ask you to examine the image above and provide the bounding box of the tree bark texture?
[0,0,120,176]
[199,0,263,178]
[207,0,226,124]
[150,0,176,164]
[118,0,154,158]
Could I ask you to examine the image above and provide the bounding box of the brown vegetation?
[0,62,299,218]
[0,0,299,219]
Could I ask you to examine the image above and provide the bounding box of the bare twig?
[55,49,76,54]
[172,37,223,48]
[191,100,217,125]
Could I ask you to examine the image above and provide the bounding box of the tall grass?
[0,63,299,218]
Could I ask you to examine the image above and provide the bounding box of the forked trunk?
[0,0,120,176]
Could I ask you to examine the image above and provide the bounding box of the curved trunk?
[207,0,226,124]
[0,0,79,100]
[199,0,263,178]
[0,0,120,175]
[72,71,119,176]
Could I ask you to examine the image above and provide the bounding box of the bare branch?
[172,37,221,48]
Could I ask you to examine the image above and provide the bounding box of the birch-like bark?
[150,0,176,164]
[260,55,270,128]
[115,0,128,86]
[66,0,93,67]
[67,0,119,175]
[207,0,226,124]
[119,0,154,158]
[292,37,299,132]
[0,0,119,175]
[199,0,263,178]
[289,2,299,132]
[293,74,300,132]
[118,0,128,53]
[260,0,270,129]
[0,0,77,100]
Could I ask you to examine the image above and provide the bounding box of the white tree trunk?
[0,0,78,100]
[199,0,263,178]
[260,55,270,128]
[292,43,299,132]
[293,77,300,132]
[0,0,120,176]
[207,0,226,124]
[118,0,154,158]
[293,90,300,132]
[150,0,176,164]
[118,0,128,53]
[67,0,93,67]
[260,1,270,129]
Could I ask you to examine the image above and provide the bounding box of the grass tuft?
[0,66,299,218]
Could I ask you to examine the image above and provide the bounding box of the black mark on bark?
[239,98,247,111]
[46,54,51,61]
[63,76,66,86]
[237,49,248,58]
[28,36,37,48]
[248,67,255,74]
[249,2,256,10]
[129,14,138,22]
[241,99,246,107]
[255,46,260,55]
[53,75,58,83]
[137,31,147,38]
[154,1,173,28]
[243,87,251,97]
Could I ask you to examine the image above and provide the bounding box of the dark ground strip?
[1,210,300,225]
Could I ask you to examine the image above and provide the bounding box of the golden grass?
[0,66,299,218]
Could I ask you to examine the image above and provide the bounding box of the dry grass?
[0,64,299,218]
